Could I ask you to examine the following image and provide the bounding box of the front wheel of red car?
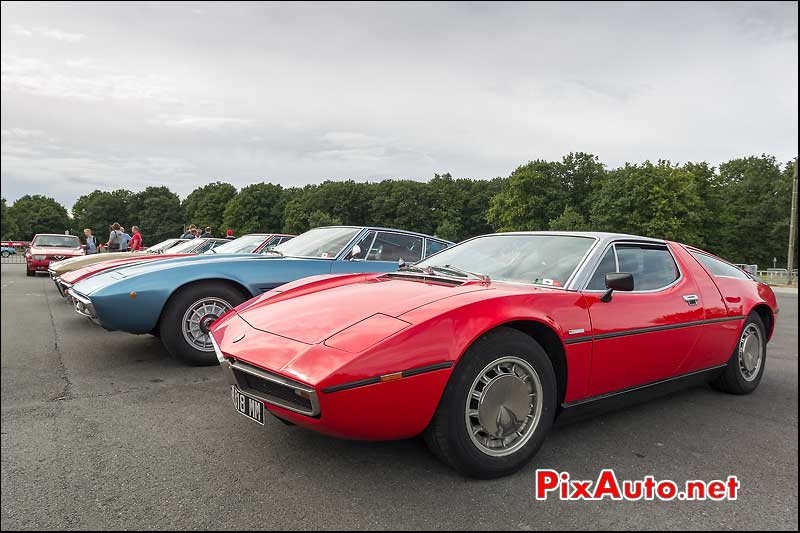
[424,327,557,479]
[711,312,767,395]
[26,268,35,277]
[159,282,247,366]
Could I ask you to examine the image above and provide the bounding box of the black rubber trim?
[322,361,454,394]
[563,315,745,345]
[556,364,728,425]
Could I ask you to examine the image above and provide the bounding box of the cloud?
[1,55,172,101]
[147,115,257,130]
[9,25,87,42]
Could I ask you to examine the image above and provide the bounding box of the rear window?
[691,252,749,279]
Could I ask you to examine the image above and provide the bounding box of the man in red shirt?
[129,226,143,252]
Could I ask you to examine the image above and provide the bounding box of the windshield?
[167,239,207,254]
[205,234,267,254]
[414,234,596,287]
[271,227,361,259]
[146,239,183,253]
[32,235,81,248]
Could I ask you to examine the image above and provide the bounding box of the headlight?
[324,314,411,353]
[33,255,46,260]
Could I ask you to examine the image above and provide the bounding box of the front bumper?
[66,288,99,324]
[218,354,321,418]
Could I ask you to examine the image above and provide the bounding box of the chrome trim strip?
[562,316,745,344]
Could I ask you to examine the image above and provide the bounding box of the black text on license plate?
[231,386,264,425]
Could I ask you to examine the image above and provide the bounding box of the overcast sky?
[1,1,797,209]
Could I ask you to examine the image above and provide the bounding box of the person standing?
[181,224,197,239]
[119,227,132,252]
[107,223,123,252]
[201,226,213,238]
[129,226,142,252]
[225,229,236,240]
[84,228,97,255]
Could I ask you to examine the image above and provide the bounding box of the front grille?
[229,361,319,416]
[237,371,312,411]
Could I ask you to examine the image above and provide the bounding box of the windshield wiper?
[429,264,490,283]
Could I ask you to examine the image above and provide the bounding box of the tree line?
[1,153,796,269]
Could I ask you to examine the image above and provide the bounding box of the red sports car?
[25,234,84,276]
[210,232,778,478]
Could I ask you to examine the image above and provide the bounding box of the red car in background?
[211,231,777,478]
[25,234,84,276]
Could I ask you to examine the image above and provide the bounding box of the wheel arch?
[750,303,774,341]
[153,277,254,332]
[455,319,569,407]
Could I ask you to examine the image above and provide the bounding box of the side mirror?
[600,272,634,302]
[350,244,362,260]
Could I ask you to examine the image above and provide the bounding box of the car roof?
[476,231,667,245]
[315,226,454,243]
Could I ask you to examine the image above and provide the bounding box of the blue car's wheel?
[159,282,247,366]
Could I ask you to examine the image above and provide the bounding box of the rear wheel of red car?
[424,327,557,479]
[711,313,767,395]
[159,282,247,366]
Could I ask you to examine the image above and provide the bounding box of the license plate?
[231,386,264,425]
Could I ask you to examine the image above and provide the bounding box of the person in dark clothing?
[201,227,213,238]
[181,224,197,239]
[106,223,123,252]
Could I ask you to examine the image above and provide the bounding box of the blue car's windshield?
[414,234,596,287]
[271,227,361,259]
[146,238,184,253]
[205,234,267,254]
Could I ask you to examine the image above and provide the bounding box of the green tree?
[711,155,793,267]
[71,189,133,238]
[548,206,588,231]
[6,195,71,241]
[283,180,375,234]
[182,182,237,235]
[128,187,184,244]
[487,153,604,232]
[222,183,286,234]
[1,197,19,240]
[589,161,704,244]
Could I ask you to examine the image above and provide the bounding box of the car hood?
[59,253,191,284]
[49,251,133,274]
[235,274,491,344]
[71,253,282,295]
[31,246,83,257]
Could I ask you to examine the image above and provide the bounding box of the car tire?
[26,268,35,277]
[711,313,767,395]
[1,251,9,258]
[424,327,557,479]
[159,282,247,366]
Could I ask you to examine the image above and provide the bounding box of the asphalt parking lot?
[1,264,797,530]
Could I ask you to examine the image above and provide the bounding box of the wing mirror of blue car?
[349,244,362,261]
[600,272,634,303]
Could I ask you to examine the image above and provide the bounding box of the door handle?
[682,294,699,306]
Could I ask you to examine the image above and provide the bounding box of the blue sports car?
[67,226,452,365]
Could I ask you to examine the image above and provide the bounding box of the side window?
[424,239,449,258]
[346,231,376,260]
[195,240,216,253]
[586,247,617,290]
[691,252,749,279]
[616,244,679,291]
[367,232,423,263]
